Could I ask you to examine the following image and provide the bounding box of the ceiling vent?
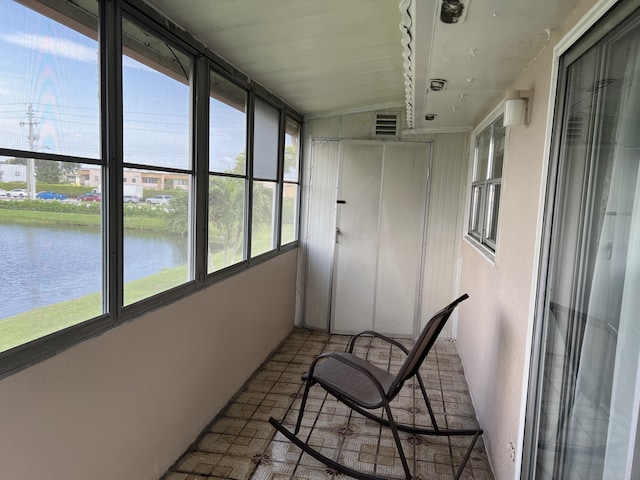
[374,113,399,137]
[429,79,447,92]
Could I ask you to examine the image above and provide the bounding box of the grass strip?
[0,265,189,353]
[0,209,168,232]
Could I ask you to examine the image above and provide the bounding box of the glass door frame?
[523,0,640,477]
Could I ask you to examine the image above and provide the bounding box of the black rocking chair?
[269,293,482,480]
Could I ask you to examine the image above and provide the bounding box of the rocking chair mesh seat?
[306,352,396,409]
[270,293,482,480]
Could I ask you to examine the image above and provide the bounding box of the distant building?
[0,163,27,183]
[76,166,189,191]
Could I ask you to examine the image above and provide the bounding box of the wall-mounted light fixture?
[503,90,533,127]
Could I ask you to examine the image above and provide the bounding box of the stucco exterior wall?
[0,250,297,480]
[456,0,601,479]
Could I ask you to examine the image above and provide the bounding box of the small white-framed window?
[468,115,505,253]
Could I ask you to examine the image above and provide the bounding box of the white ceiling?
[143,0,582,131]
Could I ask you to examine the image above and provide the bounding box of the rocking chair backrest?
[389,294,469,395]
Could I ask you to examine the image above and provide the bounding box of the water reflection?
[0,224,187,319]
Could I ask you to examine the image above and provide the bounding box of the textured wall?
[0,251,297,480]
[456,0,601,478]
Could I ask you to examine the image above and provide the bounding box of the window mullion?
[194,55,209,284]
[102,0,122,321]
[275,107,285,249]
[246,89,255,260]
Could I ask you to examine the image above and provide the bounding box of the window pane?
[253,99,279,180]
[474,129,491,181]
[469,184,483,238]
[121,18,193,306]
[208,175,246,272]
[210,72,246,174]
[284,117,300,181]
[123,170,192,306]
[0,156,103,353]
[251,180,276,257]
[0,0,100,159]
[469,186,481,234]
[485,183,500,243]
[122,17,192,170]
[491,120,505,178]
[281,183,299,244]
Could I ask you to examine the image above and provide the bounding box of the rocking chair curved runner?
[269,294,482,480]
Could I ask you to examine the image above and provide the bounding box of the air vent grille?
[375,113,398,136]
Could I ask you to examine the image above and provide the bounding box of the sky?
[0,0,246,172]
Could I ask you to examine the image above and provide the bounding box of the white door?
[331,141,429,336]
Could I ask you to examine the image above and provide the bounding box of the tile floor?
[162,328,494,480]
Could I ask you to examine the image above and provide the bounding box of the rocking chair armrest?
[308,352,390,399]
[347,331,410,356]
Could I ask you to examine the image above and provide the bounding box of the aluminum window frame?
[467,114,505,254]
[0,0,303,379]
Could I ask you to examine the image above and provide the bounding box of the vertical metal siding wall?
[421,132,470,338]
[299,114,471,337]
[301,139,340,330]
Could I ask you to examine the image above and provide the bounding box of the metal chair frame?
[270,294,482,480]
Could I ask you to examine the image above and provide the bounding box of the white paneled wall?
[420,132,470,338]
[299,113,470,338]
[299,139,340,330]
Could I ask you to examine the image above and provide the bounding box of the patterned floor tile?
[161,328,494,480]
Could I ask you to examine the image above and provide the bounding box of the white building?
[0,163,26,183]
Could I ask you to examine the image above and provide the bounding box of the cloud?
[0,33,97,63]
[0,33,151,72]
[123,56,154,72]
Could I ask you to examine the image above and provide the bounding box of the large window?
[208,71,247,273]
[251,98,279,257]
[468,115,504,252]
[0,0,301,374]
[122,16,194,306]
[0,0,102,353]
[281,117,301,245]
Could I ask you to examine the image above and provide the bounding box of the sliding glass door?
[527,2,640,479]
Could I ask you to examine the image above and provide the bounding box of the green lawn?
[0,209,168,231]
[207,223,294,271]
[0,264,189,353]
[0,209,102,228]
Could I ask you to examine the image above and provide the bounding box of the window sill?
[463,235,496,265]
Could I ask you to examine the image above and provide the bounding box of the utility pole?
[20,104,39,199]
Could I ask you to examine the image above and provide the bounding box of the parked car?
[7,188,27,198]
[146,194,173,205]
[0,189,7,197]
[77,192,101,202]
[36,191,68,200]
[123,195,141,203]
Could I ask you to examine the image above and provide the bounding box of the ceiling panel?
[144,0,585,130]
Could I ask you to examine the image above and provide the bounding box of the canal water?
[0,223,188,318]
